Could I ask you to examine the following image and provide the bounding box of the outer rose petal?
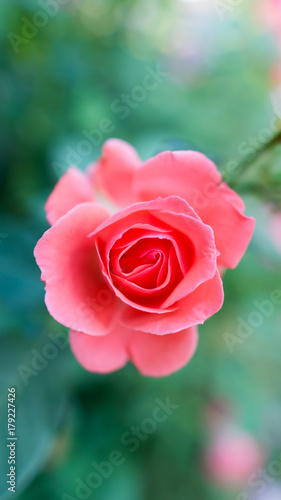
[69,325,198,377]
[198,182,255,269]
[129,326,198,377]
[122,270,224,334]
[45,167,95,225]
[92,138,141,207]
[34,202,121,336]
[69,328,129,374]
[133,151,255,269]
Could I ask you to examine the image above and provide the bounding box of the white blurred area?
[250,482,281,500]
[74,0,281,85]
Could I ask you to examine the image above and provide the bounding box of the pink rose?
[34,139,255,376]
[204,429,264,488]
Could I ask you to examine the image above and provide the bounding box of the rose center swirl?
[108,225,195,305]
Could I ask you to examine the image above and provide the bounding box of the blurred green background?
[1,1,281,499]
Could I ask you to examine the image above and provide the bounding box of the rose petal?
[45,167,95,225]
[69,328,129,373]
[92,138,141,207]
[134,151,255,268]
[69,324,198,376]
[34,202,121,336]
[198,182,255,268]
[134,150,221,202]
[129,326,198,377]
[151,209,218,307]
[122,270,224,334]
[92,198,199,269]
[116,240,169,288]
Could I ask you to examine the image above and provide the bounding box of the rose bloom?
[204,429,264,488]
[34,139,255,376]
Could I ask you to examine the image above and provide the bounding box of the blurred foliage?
[0,1,281,500]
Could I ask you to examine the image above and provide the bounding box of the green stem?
[222,128,281,186]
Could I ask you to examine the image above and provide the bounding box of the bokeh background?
[1,1,281,499]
